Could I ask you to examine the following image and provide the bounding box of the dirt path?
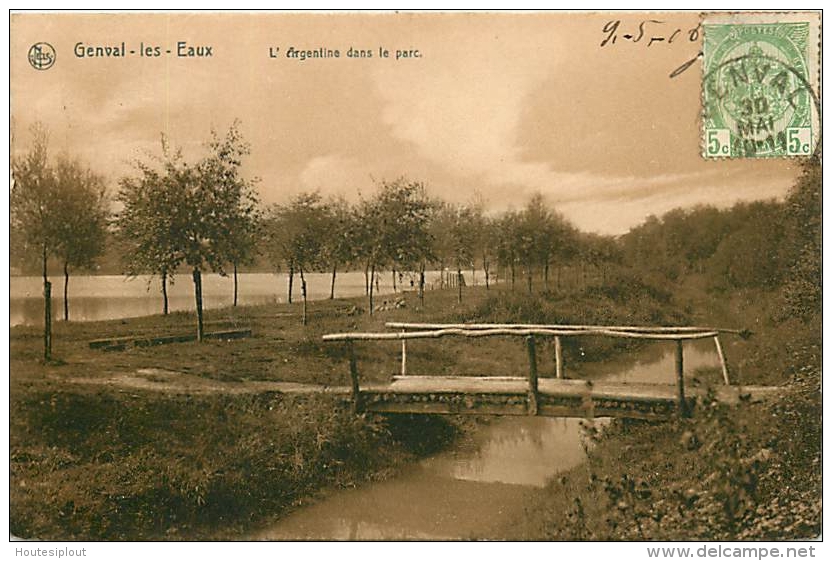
[66,367,351,396]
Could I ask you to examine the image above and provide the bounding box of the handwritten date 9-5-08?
[600,20,701,48]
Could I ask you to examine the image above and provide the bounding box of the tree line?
[263,186,625,324]
[13,120,817,362]
[618,158,820,322]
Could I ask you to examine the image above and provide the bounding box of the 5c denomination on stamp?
[702,12,820,159]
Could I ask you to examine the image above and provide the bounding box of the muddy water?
[252,340,721,540]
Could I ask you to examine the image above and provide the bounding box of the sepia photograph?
[7,8,823,548]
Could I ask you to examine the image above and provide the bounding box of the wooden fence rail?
[384,322,737,386]
[385,321,750,336]
[322,328,720,342]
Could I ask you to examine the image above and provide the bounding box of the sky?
[10,12,802,234]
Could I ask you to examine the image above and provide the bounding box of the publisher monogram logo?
[28,42,56,70]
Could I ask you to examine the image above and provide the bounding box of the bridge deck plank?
[378,376,681,401]
[356,377,782,418]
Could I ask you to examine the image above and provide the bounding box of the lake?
[9,270,467,326]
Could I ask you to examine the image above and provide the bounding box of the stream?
[251,340,721,540]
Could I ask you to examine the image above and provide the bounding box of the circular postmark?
[702,23,820,158]
[28,42,56,71]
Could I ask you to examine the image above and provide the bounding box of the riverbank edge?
[504,378,820,540]
[496,288,822,541]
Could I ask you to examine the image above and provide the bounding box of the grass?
[11,272,818,540]
[505,369,821,540]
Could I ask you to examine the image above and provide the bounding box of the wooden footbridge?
[322,322,769,420]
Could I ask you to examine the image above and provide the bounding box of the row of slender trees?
[11,122,259,357]
[266,187,620,323]
[11,120,621,358]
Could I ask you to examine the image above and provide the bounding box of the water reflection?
[254,417,595,540]
[253,450,542,540]
[593,341,722,384]
[9,272,446,326]
[425,417,588,487]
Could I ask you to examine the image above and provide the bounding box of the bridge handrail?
[385,322,750,337]
[323,323,740,417]
[323,327,720,342]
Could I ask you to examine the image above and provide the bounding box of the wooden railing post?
[526,335,539,415]
[347,341,361,414]
[675,340,688,417]
[713,335,731,385]
[554,336,563,379]
[43,280,52,361]
[401,331,407,376]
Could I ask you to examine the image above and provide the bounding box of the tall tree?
[447,204,477,303]
[512,193,574,292]
[469,202,496,290]
[270,193,329,324]
[207,126,261,309]
[184,122,259,339]
[10,123,58,359]
[515,195,549,294]
[115,137,186,315]
[117,122,258,340]
[428,201,456,290]
[265,207,296,305]
[321,197,356,300]
[579,232,619,287]
[494,210,520,291]
[361,179,433,314]
[51,155,109,321]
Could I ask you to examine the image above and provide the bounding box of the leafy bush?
[468,272,689,366]
[533,366,820,541]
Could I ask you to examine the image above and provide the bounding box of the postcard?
[9,10,822,547]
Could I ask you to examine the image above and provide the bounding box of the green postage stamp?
[702,12,820,158]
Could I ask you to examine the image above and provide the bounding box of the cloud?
[369,24,698,219]
[369,24,796,234]
[298,154,378,199]
[372,22,558,186]
[560,171,791,234]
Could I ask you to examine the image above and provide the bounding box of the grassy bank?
[502,283,821,540]
[11,390,461,540]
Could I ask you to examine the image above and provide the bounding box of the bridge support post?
[675,340,689,418]
[554,336,563,379]
[713,335,731,385]
[347,341,361,414]
[526,336,539,415]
